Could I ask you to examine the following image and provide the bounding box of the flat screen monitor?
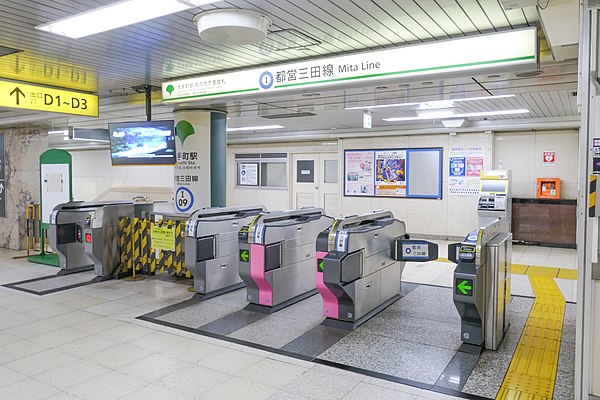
[108,120,175,165]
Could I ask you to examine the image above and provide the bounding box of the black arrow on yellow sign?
[10,87,25,105]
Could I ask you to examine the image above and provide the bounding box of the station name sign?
[162,28,537,103]
[0,79,98,117]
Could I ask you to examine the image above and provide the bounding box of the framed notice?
[344,147,442,199]
[448,147,485,196]
[238,162,258,186]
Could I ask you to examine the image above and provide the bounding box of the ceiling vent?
[261,112,316,119]
[499,0,537,10]
[253,29,321,52]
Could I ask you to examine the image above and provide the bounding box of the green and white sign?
[163,28,536,103]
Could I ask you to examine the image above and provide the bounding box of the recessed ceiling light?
[515,70,543,78]
[383,109,529,122]
[227,124,284,132]
[376,86,388,90]
[36,0,213,39]
[398,84,410,87]
[422,81,434,85]
[301,93,321,97]
[487,74,501,78]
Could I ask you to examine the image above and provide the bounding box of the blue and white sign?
[450,157,466,177]
[175,186,194,213]
[259,71,274,89]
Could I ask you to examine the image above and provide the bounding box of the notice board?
[344,147,442,199]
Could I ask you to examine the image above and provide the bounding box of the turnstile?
[449,218,512,352]
[238,207,333,312]
[316,211,438,329]
[185,205,266,300]
[49,200,169,278]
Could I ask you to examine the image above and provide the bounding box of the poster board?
[344,147,442,199]
[448,147,484,196]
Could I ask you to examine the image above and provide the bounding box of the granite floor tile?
[197,346,263,374]
[360,313,462,351]
[562,319,576,344]
[159,364,231,397]
[229,315,317,349]
[156,301,237,328]
[461,349,513,398]
[554,369,575,400]
[200,309,268,335]
[319,330,455,385]
[202,376,279,400]
[435,351,479,391]
[275,296,326,324]
[205,288,249,309]
[343,382,419,400]
[280,325,350,358]
[11,270,96,293]
[558,340,575,373]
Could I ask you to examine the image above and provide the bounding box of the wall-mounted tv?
[108,120,176,165]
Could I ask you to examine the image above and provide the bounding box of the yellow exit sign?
[0,80,98,117]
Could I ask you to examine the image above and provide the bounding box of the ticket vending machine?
[316,211,439,329]
[477,170,512,229]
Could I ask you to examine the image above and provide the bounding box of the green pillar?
[211,112,227,207]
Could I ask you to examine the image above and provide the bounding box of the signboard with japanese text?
[344,148,442,199]
[448,147,485,196]
[163,28,537,103]
[543,151,555,166]
[0,79,98,117]
[239,162,258,186]
[344,150,374,196]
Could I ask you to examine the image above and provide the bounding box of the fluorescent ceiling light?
[36,0,212,39]
[417,109,455,119]
[48,129,69,135]
[345,94,516,111]
[227,125,285,132]
[383,109,529,122]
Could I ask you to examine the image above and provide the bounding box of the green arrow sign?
[318,259,324,272]
[456,279,473,296]
[239,249,249,262]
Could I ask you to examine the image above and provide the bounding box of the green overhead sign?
[455,278,473,296]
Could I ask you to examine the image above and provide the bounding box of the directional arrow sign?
[239,249,249,262]
[318,259,324,272]
[0,79,98,117]
[455,278,473,296]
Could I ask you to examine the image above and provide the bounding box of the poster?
[448,147,485,195]
[239,162,258,186]
[344,150,375,196]
[375,150,407,197]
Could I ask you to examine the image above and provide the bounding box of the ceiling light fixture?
[383,109,529,122]
[36,0,212,39]
[345,94,516,111]
[227,125,284,132]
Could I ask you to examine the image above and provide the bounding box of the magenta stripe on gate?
[315,251,339,319]
[250,244,273,306]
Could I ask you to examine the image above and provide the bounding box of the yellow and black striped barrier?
[590,175,597,217]
[117,217,190,278]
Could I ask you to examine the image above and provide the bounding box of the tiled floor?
[0,248,466,400]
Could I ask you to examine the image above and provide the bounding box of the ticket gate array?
[449,218,512,352]
[238,207,333,312]
[49,200,169,279]
[316,211,439,329]
[185,205,266,300]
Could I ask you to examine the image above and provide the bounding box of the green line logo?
[166,84,175,95]
[175,120,195,145]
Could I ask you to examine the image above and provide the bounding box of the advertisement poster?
[239,162,258,186]
[375,150,407,197]
[448,147,485,195]
[344,150,375,196]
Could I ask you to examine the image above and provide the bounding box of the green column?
[210,112,227,207]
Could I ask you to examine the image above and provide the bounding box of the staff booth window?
[235,153,288,188]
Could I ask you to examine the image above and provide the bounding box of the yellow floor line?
[436,259,577,280]
[496,276,566,400]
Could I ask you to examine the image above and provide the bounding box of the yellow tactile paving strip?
[496,276,566,400]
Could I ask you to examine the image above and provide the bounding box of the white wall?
[494,130,578,199]
[71,149,174,201]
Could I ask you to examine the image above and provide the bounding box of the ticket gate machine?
[238,207,333,312]
[185,205,266,300]
[316,211,439,329]
[449,218,512,352]
[49,200,169,278]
